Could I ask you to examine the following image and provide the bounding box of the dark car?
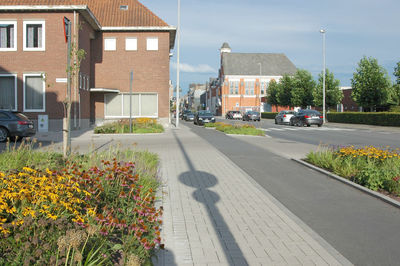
[289,109,323,127]
[181,110,191,120]
[194,110,215,125]
[242,111,260,121]
[0,110,35,142]
[185,112,195,121]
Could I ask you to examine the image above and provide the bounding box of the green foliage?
[326,112,400,126]
[266,79,280,111]
[394,61,400,85]
[306,146,400,194]
[351,56,393,110]
[277,74,294,107]
[94,119,164,134]
[204,123,216,128]
[211,122,264,136]
[261,112,278,119]
[313,69,343,108]
[291,69,316,108]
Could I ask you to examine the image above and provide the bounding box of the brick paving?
[146,126,351,266]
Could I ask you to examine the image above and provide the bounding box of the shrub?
[94,119,164,134]
[261,112,278,119]
[327,112,400,127]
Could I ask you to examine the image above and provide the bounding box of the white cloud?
[171,62,216,73]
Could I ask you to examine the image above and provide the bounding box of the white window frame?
[0,21,17,51]
[146,37,158,51]
[23,73,46,112]
[125,37,137,51]
[104,37,116,51]
[23,20,45,51]
[0,73,17,111]
[104,93,158,118]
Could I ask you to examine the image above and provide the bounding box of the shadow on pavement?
[173,131,248,265]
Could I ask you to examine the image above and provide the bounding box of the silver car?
[275,110,295,125]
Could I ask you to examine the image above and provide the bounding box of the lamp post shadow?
[174,131,248,265]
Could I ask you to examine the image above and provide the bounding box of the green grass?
[204,123,216,128]
[210,122,264,136]
[94,119,164,134]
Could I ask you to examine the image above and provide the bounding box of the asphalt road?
[184,120,400,266]
[217,118,400,149]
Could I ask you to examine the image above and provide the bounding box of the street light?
[175,0,181,127]
[258,62,262,122]
[320,29,326,123]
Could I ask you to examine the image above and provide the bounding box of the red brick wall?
[91,31,171,119]
[0,12,76,120]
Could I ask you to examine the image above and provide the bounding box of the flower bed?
[94,118,164,134]
[212,122,264,136]
[0,145,161,265]
[306,146,400,195]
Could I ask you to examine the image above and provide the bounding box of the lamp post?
[175,0,181,127]
[258,62,262,121]
[320,29,326,123]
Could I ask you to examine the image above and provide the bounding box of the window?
[229,81,234,94]
[260,80,269,94]
[105,93,158,117]
[0,74,17,110]
[245,81,255,95]
[235,81,239,94]
[24,74,45,112]
[146,37,158,51]
[125,37,137,51]
[0,21,17,51]
[23,21,45,51]
[104,38,116,51]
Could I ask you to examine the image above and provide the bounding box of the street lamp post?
[258,62,262,122]
[175,0,181,127]
[320,29,326,123]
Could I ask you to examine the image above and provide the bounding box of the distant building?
[187,83,206,111]
[337,87,359,112]
[210,42,297,116]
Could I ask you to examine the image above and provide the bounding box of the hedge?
[261,112,278,119]
[327,112,400,127]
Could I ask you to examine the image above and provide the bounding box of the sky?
[140,0,400,95]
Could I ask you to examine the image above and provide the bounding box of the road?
[217,118,400,149]
[183,120,400,266]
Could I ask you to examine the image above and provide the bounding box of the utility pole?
[175,0,181,127]
[129,70,133,133]
[63,17,72,157]
[320,29,326,123]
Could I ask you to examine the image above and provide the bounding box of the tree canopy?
[277,74,293,107]
[313,69,343,108]
[291,69,316,108]
[266,79,280,111]
[351,56,392,110]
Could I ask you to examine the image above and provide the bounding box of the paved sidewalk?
[146,126,350,265]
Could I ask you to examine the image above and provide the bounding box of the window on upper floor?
[125,37,137,51]
[0,74,17,110]
[0,21,17,51]
[104,38,116,51]
[245,81,255,95]
[23,21,45,51]
[260,80,269,95]
[24,73,45,112]
[146,37,158,51]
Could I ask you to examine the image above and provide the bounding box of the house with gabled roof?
[0,0,176,131]
[211,42,296,115]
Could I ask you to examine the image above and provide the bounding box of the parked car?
[275,110,295,125]
[242,111,260,121]
[194,110,215,125]
[289,109,323,127]
[181,110,191,120]
[225,110,242,120]
[185,112,195,121]
[0,110,35,142]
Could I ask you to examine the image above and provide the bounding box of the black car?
[194,110,215,125]
[0,110,35,142]
[289,109,323,127]
[181,110,191,120]
[242,111,260,121]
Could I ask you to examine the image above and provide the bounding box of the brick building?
[0,0,176,131]
[208,43,296,116]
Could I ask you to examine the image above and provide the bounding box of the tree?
[313,69,343,108]
[351,56,392,111]
[277,74,294,107]
[392,62,400,105]
[266,79,280,111]
[291,69,315,108]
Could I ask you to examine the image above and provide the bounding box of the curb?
[226,133,265,137]
[292,158,400,209]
